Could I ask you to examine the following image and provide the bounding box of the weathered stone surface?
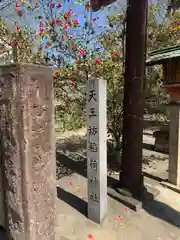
[0,158,5,228]
[86,77,107,224]
[0,63,56,240]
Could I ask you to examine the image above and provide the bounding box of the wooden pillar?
[120,0,148,197]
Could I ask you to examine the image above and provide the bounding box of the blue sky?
[0,0,169,66]
[0,0,169,30]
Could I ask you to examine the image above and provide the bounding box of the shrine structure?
[147,46,180,190]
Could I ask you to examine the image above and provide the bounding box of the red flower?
[15,25,21,31]
[49,1,55,7]
[64,24,69,29]
[71,81,77,87]
[64,13,68,20]
[40,23,45,32]
[116,215,123,220]
[74,19,79,26]
[88,234,94,240]
[63,34,66,39]
[16,2,20,8]
[56,19,62,25]
[112,51,120,56]
[69,34,73,38]
[79,49,86,55]
[8,42,17,47]
[96,58,101,63]
[57,2,62,7]
[68,8,73,15]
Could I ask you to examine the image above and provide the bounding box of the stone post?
[0,63,56,240]
[0,165,5,228]
[168,104,180,186]
[86,77,107,224]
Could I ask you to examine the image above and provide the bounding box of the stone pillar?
[168,104,180,186]
[86,77,107,224]
[0,165,5,228]
[0,63,56,240]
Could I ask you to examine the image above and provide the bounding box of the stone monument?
[0,63,56,239]
[86,76,107,224]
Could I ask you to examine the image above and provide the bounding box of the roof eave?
[146,45,180,66]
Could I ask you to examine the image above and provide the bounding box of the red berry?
[79,49,86,55]
[95,58,101,63]
[64,24,69,29]
[57,2,62,7]
[64,13,68,19]
[71,82,77,87]
[74,19,79,25]
[56,19,62,25]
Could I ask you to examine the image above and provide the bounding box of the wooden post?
[120,0,148,197]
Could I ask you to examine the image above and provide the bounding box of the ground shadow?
[56,136,122,174]
[56,152,118,186]
[56,134,168,178]
[144,199,180,228]
[56,151,180,228]
[143,142,169,154]
[108,188,180,228]
[143,171,168,182]
[143,143,155,151]
[56,136,86,153]
[143,131,153,137]
[57,187,87,217]
[143,119,168,130]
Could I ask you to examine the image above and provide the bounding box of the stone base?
[161,181,180,194]
[108,184,160,212]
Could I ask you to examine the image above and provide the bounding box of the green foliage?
[0,17,45,64]
[1,2,179,151]
[55,103,84,132]
[55,4,176,149]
